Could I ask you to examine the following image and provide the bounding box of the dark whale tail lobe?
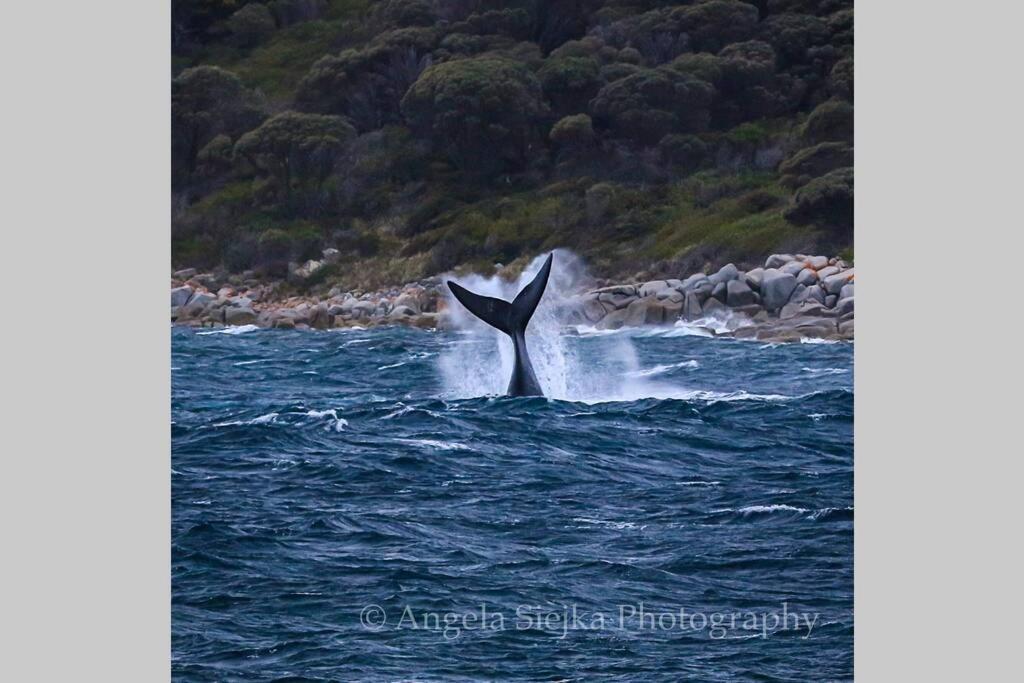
[446,253,553,397]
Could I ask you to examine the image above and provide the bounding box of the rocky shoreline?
[171,253,853,342]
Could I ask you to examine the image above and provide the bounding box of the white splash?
[439,250,700,402]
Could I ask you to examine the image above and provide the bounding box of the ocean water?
[172,322,853,681]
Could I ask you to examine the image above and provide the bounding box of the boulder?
[825,294,838,308]
[781,260,809,277]
[817,265,840,280]
[708,263,739,285]
[393,293,421,314]
[224,306,257,326]
[823,269,855,295]
[744,267,765,290]
[780,301,826,320]
[680,273,710,291]
[711,281,727,303]
[662,300,683,322]
[624,297,666,326]
[310,303,332,329]
[765,254,795,269]
[726,280,757,307]
[639,280,670,298]
[732,304,764,318]
[702,297,728,317]
[682,292,703,321]
[835,296,854,317]
[581,295,607,323]
[805,255,829,270]
[666,278,684,289]
[182,291,216,316]
[796,268,819,287]
[788,283,810,304]
[273,317,296,329]
[597,290,637,309]
[760,269,797,311]
[656,289,684,303]
[388,305,417,319]
[593,284,636,296]
[805,286,827,305]
[322,247,340,264]
[171,286,193,308]
[840,283,855,299]
[838,318,855,338]
[172,268,197,280]
[597,307,630,330]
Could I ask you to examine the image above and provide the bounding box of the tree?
[538,56,603,118]
[172,66,265,188]
[589,67,714,145]
[296,28,438,130]
[400,57,549,177]
[227,3,277,47]
[784,166,853,240]
[234,111,356,200]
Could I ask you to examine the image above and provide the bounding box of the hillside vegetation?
[172,0,853,289]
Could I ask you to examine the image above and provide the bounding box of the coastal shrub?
[589,67,714,145]
[268,0,328,27]
[759,13,831,68]
[778,142,853,188]
[550,114,595,148]
[594,1,759,64]
[370,0,436,28]
[538,56,603,118]
[784,166,853,240]
[801,98,853,144]
[400,57,548,178]
[257,228,293,275]
[296,28,438,130]
[829,57,853,101]
[658,134,708,173]
[234,111,356,200]
[227,3,277,47]
[172,66,266,187]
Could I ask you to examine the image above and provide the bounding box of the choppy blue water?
[172,324,853,681]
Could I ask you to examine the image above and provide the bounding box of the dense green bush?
[400,56,548,177]
[802,98,854,144]
[590,67,714,144]
[227,3,277,47]
[234,111,356,199]
[538,56,603,118]
[784,166,853,240]
[172,66,266,187]
[778,142,853,188]
[296,28,438,130]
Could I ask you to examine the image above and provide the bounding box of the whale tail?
[446,252,553,337]
[446,253,553,397]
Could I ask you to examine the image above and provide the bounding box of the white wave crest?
[196,324,260,336]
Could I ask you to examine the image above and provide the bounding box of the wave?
[196,324,260,336]
[626,360,700,377]
[801,367,849,375]
[399,438,471,451]
[212,412,280,427]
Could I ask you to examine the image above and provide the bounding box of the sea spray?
[439,250,693,402]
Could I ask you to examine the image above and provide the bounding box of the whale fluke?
[446,253,553,397]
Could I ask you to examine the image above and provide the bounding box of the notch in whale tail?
[445,253,553,336]
[446,253,553,397]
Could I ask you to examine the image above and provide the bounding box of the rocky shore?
[171,253,853,342]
